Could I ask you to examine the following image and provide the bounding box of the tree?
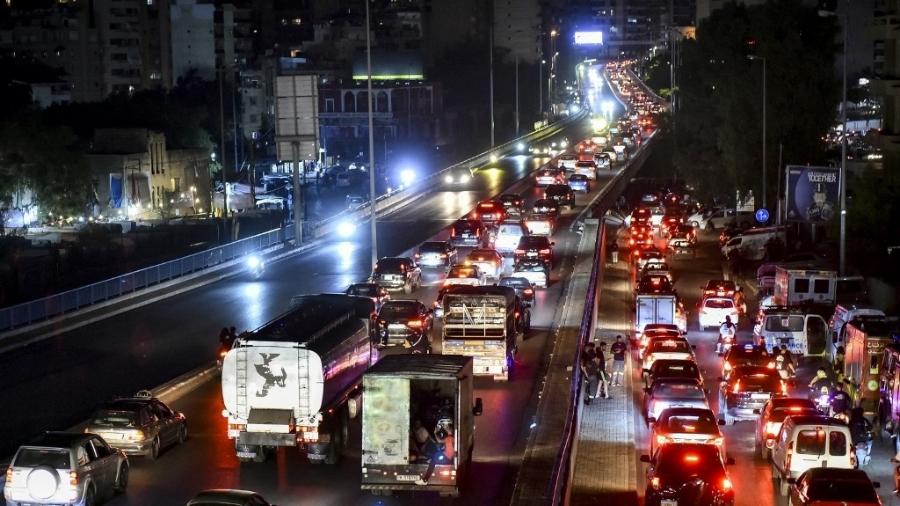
[673,0,839,205]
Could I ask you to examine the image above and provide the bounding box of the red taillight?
[723,361,731,372]
[539,249,551,255]
[6,468,12,485]
[515,249,525,255]
[407,320,423,328]
[721,477,732,491]
[524,288,534,295]
[69,471,78,487]
[440,253,448,258]
[451,228,456,237]
[415,253,421,258]
[650,477,661,490]
[732,380,741,394]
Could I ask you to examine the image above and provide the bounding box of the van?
[721,226,786,261]
[753,307,829,357]
[494,221,528,255]
[770,415,854,496]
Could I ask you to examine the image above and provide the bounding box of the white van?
[753,307,829,356]
[494,221,528,255]
[721,226,786,261]
[770,415,854,496]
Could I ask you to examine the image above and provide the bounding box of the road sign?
[755,208,770,223]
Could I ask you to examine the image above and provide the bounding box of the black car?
[641,443,735,506]
[719,365,785,425]
[635,274,675,295]
[416,240,458,269]
[450,219,485,247]
[532,198,560,218]
[372,257,421,293]
[375,300,433,352]
[345,283,390,310]
[544,184,576,209]
[498,193,525,215]
[722,344,773,380]
[646,359,703,389]
[497,276,535,306]
[514,235,554,266]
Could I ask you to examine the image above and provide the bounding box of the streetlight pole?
[489,22,495,148]
[515,54,519,136]
[539,54,543,119]
[218,68,228,217]
[839,2,848,276]
[365,0,378,270]
[748,55,767,210]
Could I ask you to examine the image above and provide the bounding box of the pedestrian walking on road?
[609,240,619,264]
[610,335,627,386]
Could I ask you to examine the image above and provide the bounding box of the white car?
[644,379,709,422]
[698,297,740,330]
[493,222,528,255]
[770,416,855,495]
[557,154,577,170]
[464,249,503,280]
[444,264,485,286]
[512,260,549,288]
[642,338,695,373]
[573,160,597,180]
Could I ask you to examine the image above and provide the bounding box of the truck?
[360,354,483,497]
[441,285,519,381]
[844,318,898,409]
[774,267,838,306]
[634,294,677,339]
[221,293,377,464]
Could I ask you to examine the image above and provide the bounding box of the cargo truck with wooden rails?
[220,294,377,464]
[360,354,483,497]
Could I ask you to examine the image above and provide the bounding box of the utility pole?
[515,54,520,136]
[747,55,767,210]
[291,142,302,244]
[365,0,378,270]
[231,70,240,183]
[538,51,543,119]
[839,0,848,275]
[218,68,228,217]
[489,22,495,148]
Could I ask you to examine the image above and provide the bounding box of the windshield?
[653,362,700,378]
[449,267,479,278]
[499,278,529,288]
[796,430,826,455]
[419,242,446,253]
[91,409,138,428]
[662,413,719,433]
[516,263,545,272]
[655,446,723,484]
[737,373,781,392]
[15,448,70,469]
[379,302,419,319]
[347,285,378,297]
[765,315,804,332]
[807,478,878,501]
[703,298,734,309]
[498,225,524,236]
[454,221,478,233]
[376,259,406,272]
[649,340,691,354]
[655,383,705,399]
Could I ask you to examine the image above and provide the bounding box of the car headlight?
[460,173,471,183]
[444,174,454,184]
[246,255,262,269]
[337,220,356,238]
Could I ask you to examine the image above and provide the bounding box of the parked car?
[83,390,188,459]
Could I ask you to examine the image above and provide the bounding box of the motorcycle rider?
[717,315,737,355]
[808,367,835,410]
[774,344,796,379]
[849,407,874,466]
[831,381,852,420]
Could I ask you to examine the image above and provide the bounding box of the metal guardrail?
[0,227,288,332]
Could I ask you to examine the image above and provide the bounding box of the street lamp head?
[747,55,764,61]
[550,29,558,37]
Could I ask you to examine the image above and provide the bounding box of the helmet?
[724,315,732,323]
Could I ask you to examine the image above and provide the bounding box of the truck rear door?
[361,376,410,466]
[656,297,676,325]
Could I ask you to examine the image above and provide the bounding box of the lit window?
[292,17,302,26]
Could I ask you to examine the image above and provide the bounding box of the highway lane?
[85,153,622,505]
[0,122,596,457]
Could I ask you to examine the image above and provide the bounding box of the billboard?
[274,75,320,161]
[574,31,603,45]
[785,165,840,223]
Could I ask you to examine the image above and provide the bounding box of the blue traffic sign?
[755,208,770,223]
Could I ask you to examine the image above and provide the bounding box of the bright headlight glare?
[444,174,454,184]
[337,220,356,237]
[246,255,261,269]
[460,174,471,183]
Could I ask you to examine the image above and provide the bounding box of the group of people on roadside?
[580,335,628,404]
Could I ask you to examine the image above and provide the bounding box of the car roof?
[800,467,872,481]
[97,399,153,411]
[783,415,847,427]
[189,489,263,504]
[27,432,91,450]
[769,397,816,409]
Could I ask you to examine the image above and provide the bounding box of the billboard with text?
[785,165,839,223]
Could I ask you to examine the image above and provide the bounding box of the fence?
[0,227,288,332]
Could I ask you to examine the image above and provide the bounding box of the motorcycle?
[855,431,873,467]
[716,324,736,356]
[245,254,265,279]
[810,385,833,415]
[216,342,231,369]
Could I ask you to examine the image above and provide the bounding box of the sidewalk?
[570,227,639,506]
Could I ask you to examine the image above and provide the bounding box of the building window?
[325,98,335,112]
[343,91,354,112]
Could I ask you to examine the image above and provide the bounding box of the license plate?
[526,252,537,257]
[661,500,678,506]
[237,451,257,459]
[396,474,420,482]
[751,393,769,400]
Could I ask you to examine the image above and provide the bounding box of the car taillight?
[650,477,661,490]
[228,423,247,432]
[765,421,779,435]
[451,229,456,237]
[767,361,776,369]
[721,477,732,491]
[656,435,669,446]
[539,249,551,255]
[415,253,421,258]
[69,471,78,487]
[407,320,423,328]
[732,380,741,394]
[723,361,731,372]
[440,253,448,258]
[219,349,228,359]
[785,446,793,469]
[524,288,534,295]
[515,249,525,255]
[5,467,12,485]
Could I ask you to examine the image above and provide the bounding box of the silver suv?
[4,432,128,506]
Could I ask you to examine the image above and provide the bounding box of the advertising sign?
[574,31,603,45]
[275,75,319,161]
[785,165,839,223]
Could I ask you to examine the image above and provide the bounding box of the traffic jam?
[2,66,653,506]
[618,177,898,502]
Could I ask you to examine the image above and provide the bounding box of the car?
[641,443,735,506]
[544,184,576,209]
[83,391,188,459]
[187,489,277,506]
[573,160,597,180]
[649,407,725,456]
[442,166,473,185]
[473,200,507,224]
[372,257,421,293]
[345,194,366,210]
[771,416,856,495]
[644,378,709,423]
[497,276,535,306]
[633,248,665,271]
[450,219,486,247]
[568,173,590,192]
[639,324,682,358]
[498,193,525,215]
[698,296,740,330]
[722,344,773,380]
[512,259,549,288]
[557,153,578,170]
[702,280,747,314]
[535,168,565,186]
[515,235,554,265]
[635,274,675,295]
[493,220,529,255]
[594,152,611,169]
[523,212,555,236]
[345,283,391,310]
[375,300,433,351]
[416,241,458,269]
[647,359,703,389]
[642,337,695,374]
[787,468,881,505]
[754,398,818,459]
[629,232,654,250]
[464,248,504,280]
[4,432,129,506]
[628,207,653,227]
[444,264,485,287]
[532,198,560,218]
[718,365,786,425]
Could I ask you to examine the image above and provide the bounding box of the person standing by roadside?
[595,342,610,399]
[581,342,598,405]
[609,239,619,264]
[610,335,627,386]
